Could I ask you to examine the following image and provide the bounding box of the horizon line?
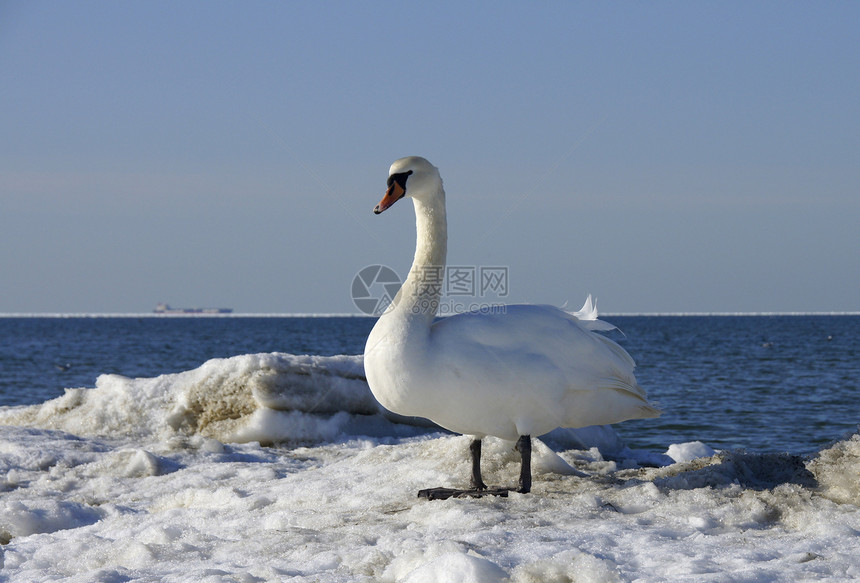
[2,311,860,318]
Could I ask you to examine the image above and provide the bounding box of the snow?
[666,441,717,463]
[1,353,859,581]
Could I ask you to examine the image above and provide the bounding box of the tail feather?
[598,379,662,418]
[572,294,661,420]
[593,333,637,370]
[600,376,649,401]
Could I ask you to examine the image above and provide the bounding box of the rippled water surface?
[1,315,857,453]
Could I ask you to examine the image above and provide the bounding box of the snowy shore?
[1,353,858,581]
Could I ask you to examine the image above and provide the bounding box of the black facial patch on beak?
[387,170,413,192]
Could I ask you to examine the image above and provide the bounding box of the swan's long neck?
[391,186,447,325]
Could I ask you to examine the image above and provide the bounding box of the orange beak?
[374,181,406,214]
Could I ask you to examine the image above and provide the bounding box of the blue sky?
[2,2,858,314]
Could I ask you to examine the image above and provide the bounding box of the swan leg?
[470,438,487,491]
[516,435,532,494]
[417,438,509,500]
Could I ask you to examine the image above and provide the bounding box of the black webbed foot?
[417,487,510,500]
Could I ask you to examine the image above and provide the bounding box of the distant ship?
[154,303,233,314]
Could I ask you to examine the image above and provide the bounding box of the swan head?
[374,156,442,214]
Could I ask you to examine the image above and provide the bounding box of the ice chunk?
[666,441,716,463]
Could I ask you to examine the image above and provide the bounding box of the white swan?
[364,156,660,498]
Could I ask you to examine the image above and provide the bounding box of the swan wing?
[427,303,659,437]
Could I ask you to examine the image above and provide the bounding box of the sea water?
[2,315,857,452]
[1,315,858,581]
